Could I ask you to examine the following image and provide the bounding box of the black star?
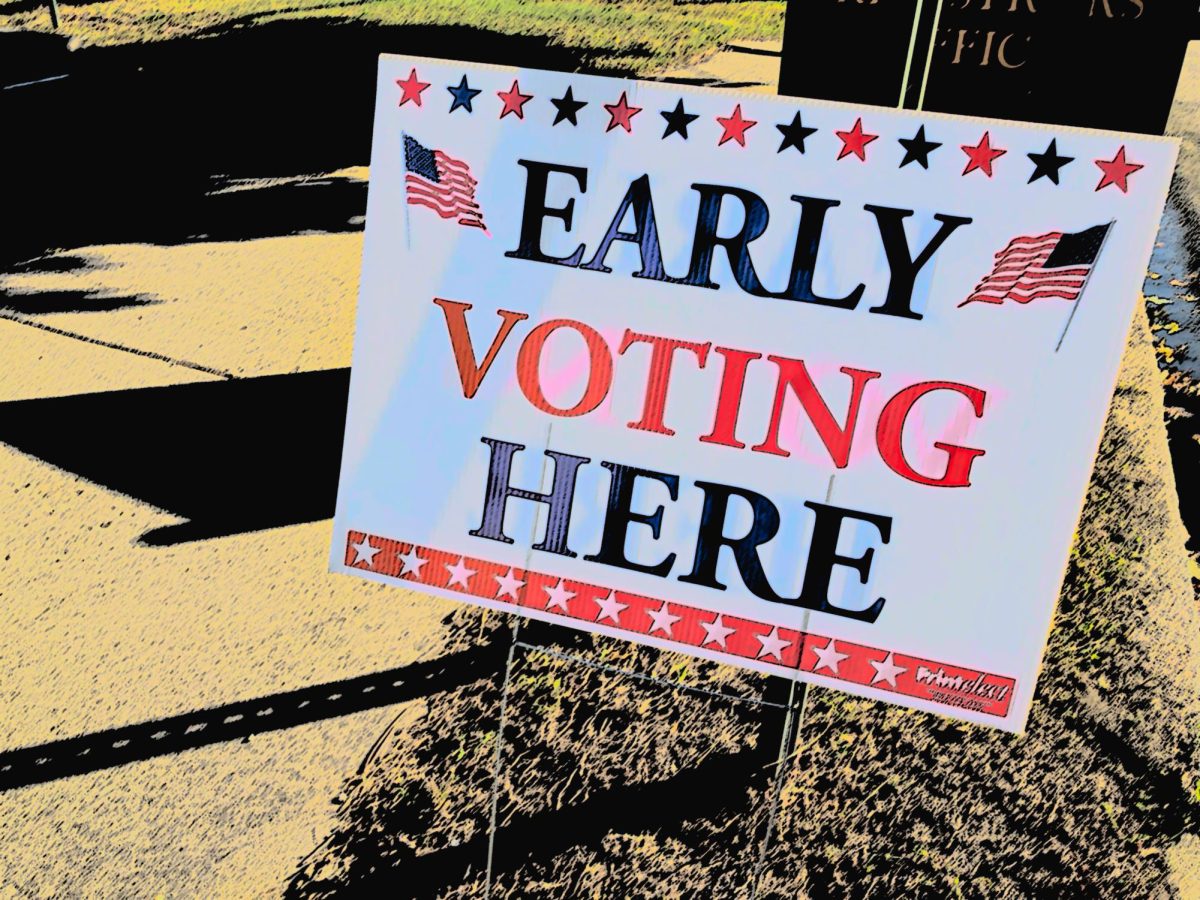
[550,86,587,126]
[898,125,941,169]
[446,75,481,114]
[776,111,817,153]
[660,99,699,139]
[1027,138,1074,185]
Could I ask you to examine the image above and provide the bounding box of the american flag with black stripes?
[959,223,1111,307]
[403,134,488,232]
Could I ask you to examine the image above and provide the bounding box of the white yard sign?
[331,55,1176,731]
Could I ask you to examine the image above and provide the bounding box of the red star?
[604,91,642,133]
[395,68,430,107]
[961,132,1007,177]
[1095,146,1144,193]
[497,80,532,120]
[835,118,878,161]
[716,104,757,147]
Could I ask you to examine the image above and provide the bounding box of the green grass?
[4,0,785,73]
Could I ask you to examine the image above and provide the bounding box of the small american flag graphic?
[403,134,488,232]
[959,223,1112,307]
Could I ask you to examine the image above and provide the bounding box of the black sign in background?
[780,1,1198,135]
[777,1,936,110]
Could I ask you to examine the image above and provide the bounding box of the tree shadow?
[655,76,764,89]
[1,0,113,11]
[0,290,156,314]
[6,253,116,274]
[723,42,781,58]
[2,16,638,264]
[1,250,155,313]
[0,29,73,84]
[0,368,351,544]
[1165,386,1200,558]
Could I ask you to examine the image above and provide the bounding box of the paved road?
[0,228,468,894]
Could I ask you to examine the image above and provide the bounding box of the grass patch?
[3,0,785,73]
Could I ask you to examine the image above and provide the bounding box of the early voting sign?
[331,55,1176,732]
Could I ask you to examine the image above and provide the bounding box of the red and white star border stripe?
[345,530,1016,719]
[395,64,1151,193]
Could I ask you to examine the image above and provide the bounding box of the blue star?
[447,75,481,114]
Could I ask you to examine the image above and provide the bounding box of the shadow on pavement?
[2,18,614,264]
[0,638,512,792]
[0,250,156,314]
[0,368,351,544]
[0,290,155,314]
[655,76,763,89]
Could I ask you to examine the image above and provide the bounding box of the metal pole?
[898,0,928,109]
[1055,220,1117,354]
[47,0,60,30]
[916,0,947,112]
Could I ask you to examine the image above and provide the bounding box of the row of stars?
[350,535,908,687]
[396,68,1145,192]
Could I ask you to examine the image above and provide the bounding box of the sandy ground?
[0,708,402,899]
[0,230,466,895]
[656,39,780,93]
[0,231,365,380]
